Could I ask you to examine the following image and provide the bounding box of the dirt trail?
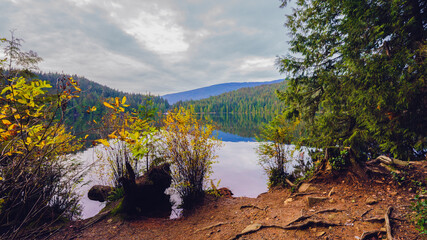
[49,174,425,240]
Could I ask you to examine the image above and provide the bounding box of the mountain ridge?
[162,79,284,104]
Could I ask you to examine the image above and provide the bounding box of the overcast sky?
[1,0,292,95]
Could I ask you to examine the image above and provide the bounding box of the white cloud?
[0,0,290,95]
[239,57,275,72]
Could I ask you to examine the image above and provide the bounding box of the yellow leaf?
[0,114,6,119]
[2,119,11,125]
[115,97,119,107]
[93,119,97,124]
[122,96,127,105]
[91,106,97,112]
[103,102,115,109]
[0,177,2,181]
[84,134,89,139]
[108,132,117,139]
[96,139,110,147]
[8,124,18,131]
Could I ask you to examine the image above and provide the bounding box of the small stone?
[299,183,312,192]
[366,197,378,205]
[311,227,317,232]
[329,198,335,203]
[390,191,398,196]
[351,199,356,203]
[241,223,262,234]
[316,231,326,237]
[284,198,293,205]
[107,219,113,223]
[380,227,386,232]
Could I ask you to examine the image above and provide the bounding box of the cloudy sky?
[1,0,292,95]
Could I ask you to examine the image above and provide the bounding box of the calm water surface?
[76,138,267,219]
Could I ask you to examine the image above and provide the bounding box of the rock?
[298,183,311,192]
[241,223,262,234]
[365,197,378,205]
[218,187,233,197]
[284,198,293,205]
[88,185,113,202]
[307,196,329,207]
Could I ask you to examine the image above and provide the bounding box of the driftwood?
[385,206,393,240]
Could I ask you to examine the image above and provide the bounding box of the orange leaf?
[2,119,12,125]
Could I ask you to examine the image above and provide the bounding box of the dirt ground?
[48,172,426,240]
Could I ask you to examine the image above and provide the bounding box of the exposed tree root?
[286,208,343,226]
[360,208,373,219]
[285,178,296,187]
[239,204,268,211]
[194,222,228,233]
[231,220,342,240]
[385,206,393,240]
[291,192,320,198]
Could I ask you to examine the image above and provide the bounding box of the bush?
[257,115,301,188]
[162,107,221,209]
[412,190,427,234]
[0,76,84,239]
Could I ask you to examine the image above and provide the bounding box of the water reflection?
[75,133,311,219]
[211,141,267,197]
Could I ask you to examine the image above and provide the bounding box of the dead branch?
[385,206,393,240]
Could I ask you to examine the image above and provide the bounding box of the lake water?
[76,131,310,219]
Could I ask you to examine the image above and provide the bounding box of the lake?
[76,130,311,219]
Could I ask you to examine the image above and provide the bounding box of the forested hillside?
[36,72,169,135]
[173,80,287,115]
[173,81,288,137]
[163,79,283,104]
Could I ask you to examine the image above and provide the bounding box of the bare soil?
[48,171,426,240]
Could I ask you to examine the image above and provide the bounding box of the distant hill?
[162,79,284,104]
[174,80,288,138]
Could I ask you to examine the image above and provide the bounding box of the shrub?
[162,107,221,209]
[0,76,83,239]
